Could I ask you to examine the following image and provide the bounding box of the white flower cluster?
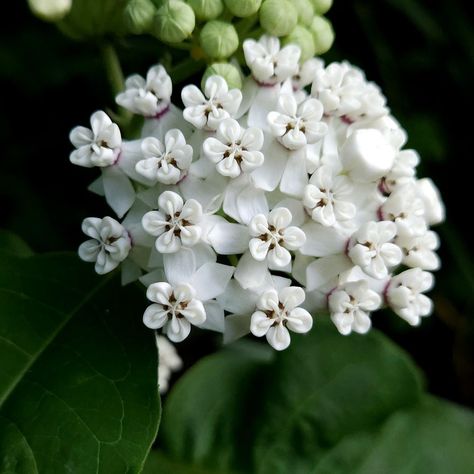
[71,35,445,351]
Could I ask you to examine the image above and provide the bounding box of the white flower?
[311,62,388,122]
[250,287,313,350]
[267,94,328,150]
[303,165,356,226]
[350,82,388,122]
[380,149,419,193]
[340,129,395,183]
[143,282,206,342]
[71,47,446,346]
[142,191,203,253]
[329,280,381,335]
[156,335,182,394]
[202,118,264,178]
[78,216,131,274]
[249,207,306,268]
[293,57,324,90]
[116,64,172,117]
[387,268,434,326]
[243,35,300,85]
[136,129,193,184]
[381,184,426,237]
[348,221,402,279]
[69,111,121,167]
[415,178,445,226]
[311,62,363,117]
[395,231,440,271]
[181,75,242,130]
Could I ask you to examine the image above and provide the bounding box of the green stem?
[170,57,206,84]
[235,13,258,37]
[227,254,239,267]
[101,42,125,98]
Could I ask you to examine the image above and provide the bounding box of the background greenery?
[0,0,473,472]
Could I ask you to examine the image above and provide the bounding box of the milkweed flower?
[72,34,445,350]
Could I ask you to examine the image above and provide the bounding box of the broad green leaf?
[155,321,425,473]
[253,320,423,474]
[160,341,273,474]
[314,396,474,474]
[142,450,226,474]
[0,251,160,473]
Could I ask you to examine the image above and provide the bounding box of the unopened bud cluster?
[70,35,444,358]
[30,0,334,69]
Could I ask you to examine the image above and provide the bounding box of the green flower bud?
[223,0,262,18]
[293,0,314,27]
[28,0,72,22]
[310,0,332,15]
[187,0,223,20]
[124,0,156,34]
[259,0,297,37]
[309,15,334,55]
[154,0,195,43]
[202,63,242,90]
[283,25,315,62]
[200,21,239,59]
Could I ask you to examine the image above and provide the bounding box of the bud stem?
[100,42,134,130]
[101,42,125,98]
[170,56,206,83]
[235,14,259,37]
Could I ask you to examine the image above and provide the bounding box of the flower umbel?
[72,37,445,352]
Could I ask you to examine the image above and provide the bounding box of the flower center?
[165,294,189,319]
[258,224,283,250]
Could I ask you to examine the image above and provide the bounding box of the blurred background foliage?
[1,0,473,408]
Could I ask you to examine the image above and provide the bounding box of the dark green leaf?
[253,320,423,474]
[142,450,224,474]
[0,230,33,258]
[0,252,160,473]
[155,321,425,473]
[160,341,273,473]
[314,396,474,474]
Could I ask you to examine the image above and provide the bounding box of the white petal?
[180,298,207,325]
[218,279,258,315]
[143,304,169,329]
[163,248,196,286]
[282,227,306,250]
[208,223,249,255]
[268,207,292,229]
[249,238,271,261]
[165,316,192,343]
[251,137,287,191]
[237,183,269,225]
[146,281,173,304]
[156,231,182,254]
[102,166,135,218]
[142,210,167,236]
[224,313,252,344]
[158,190,183,215]
[266,324,291,351]
[286,307,313,333]
[78,239,100,262]
[235,251,270,289]
[250,310,273,337]
[190,262,234,301]
[306,254,352,292]
[279,286,305,310]
[280,149,308,198]
[200,301,225,333]
[267,244,291,268]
